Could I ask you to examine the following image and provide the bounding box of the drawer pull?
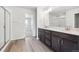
[61,40,63,45]
[58,40,60,44]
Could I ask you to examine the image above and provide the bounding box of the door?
[38,29,45,42]
[38,29,42,41]
[5,11,10,43]
[25,17,32,37]
[44,30,51,47]
[61,39,77,52]
[0,7,5,49]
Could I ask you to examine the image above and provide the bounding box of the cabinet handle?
[58,40,60,44]
[61,40,63,45]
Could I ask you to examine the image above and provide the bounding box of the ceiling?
[6,6,79,14]
[14,6,37,11]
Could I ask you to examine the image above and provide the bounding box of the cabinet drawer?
[52,31,69,38]
[52,31,78,42]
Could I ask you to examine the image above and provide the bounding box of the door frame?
[0,6,11,50]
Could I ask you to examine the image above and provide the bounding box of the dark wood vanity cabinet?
[38,28,79,52]
[51,31,78,52]
[38,28,52,47]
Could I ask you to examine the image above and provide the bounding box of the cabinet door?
[61,39,77,52]
[52,35,61,52]
[38,29,45,42]
[5,11,10,43]
[38,29,42,40]
[45,38,51,47]
[44,30,51,40]
[0,7,5,49]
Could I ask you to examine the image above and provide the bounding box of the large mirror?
[49,11,66,27]
[49,6,79,28]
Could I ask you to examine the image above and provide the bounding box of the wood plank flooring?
[8,37,53,52]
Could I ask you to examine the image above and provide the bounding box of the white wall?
[37,7,49,39]
[37,7,49,28]
[5,7,36,40]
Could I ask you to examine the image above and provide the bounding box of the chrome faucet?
[65,26,71,30]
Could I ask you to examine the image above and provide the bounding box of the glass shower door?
[5,11,10,43]
[0,7,5,49]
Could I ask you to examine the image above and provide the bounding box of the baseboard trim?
[12,37,25,40]
[1,37,25,52]
[36,37,39,40]
[1,40,13,52]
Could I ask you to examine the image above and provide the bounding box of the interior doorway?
[25,9,37,38]
[25,15,32,37]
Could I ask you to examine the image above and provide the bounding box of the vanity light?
[45,8,53,13]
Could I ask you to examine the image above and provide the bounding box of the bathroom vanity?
[38,28,79,52]
[37,6,79,52]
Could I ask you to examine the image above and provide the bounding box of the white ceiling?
[18,6,37,9]
[6,6,79,14]
[13,6,37,11]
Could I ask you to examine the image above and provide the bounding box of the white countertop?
[39,27,79,36]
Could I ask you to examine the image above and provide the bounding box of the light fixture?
[25,20,28,24]
[44,7,53,13]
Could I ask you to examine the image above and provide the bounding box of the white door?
[0,7,5,49]
[25,17,32,37]
[5,11,10,42]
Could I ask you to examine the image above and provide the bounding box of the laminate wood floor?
[8,37,53,52]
